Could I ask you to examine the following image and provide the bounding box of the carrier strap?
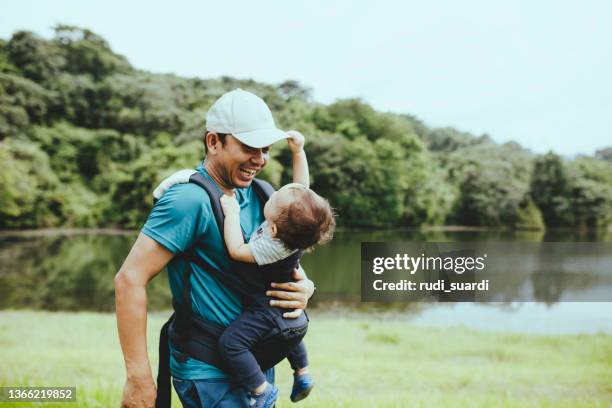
[188,172,275,246]
[155,317,172,408]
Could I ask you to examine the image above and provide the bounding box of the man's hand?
[266,267,315,318]
[121,375,157,408]
[286,130,305,154]
[220,193,240,216]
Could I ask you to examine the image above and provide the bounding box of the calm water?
[1,228,611,333]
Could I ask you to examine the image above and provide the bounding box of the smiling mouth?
[240,168,257,177]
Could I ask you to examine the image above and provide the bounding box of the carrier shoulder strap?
[187,171,274,235]
[183,172,274,297]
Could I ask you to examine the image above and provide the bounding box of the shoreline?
[1,225,610,237]
[3,305,611,337]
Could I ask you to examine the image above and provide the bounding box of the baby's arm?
[153,169,196,200]
[219,194,256,263]
[286,130,310,188]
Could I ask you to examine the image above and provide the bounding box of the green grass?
[1,310,611,407]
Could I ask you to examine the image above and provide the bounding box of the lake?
[1,228,611,334]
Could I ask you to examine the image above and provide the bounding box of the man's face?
[214,135,270,189]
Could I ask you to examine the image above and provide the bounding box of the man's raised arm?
[114,233,174,408]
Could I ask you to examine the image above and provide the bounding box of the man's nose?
[251,149,267,165]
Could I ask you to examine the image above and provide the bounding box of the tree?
[595,147,612,162]
[53,25,131,80]
[566,158,612,228]
[104,141,202,227]
[0,73,51,138]
[5,31,64,83]
[445,143,534,226]
[0,139,61,227]
[530,153,573,227]
[424,127,490,153]
[277,80,312,101]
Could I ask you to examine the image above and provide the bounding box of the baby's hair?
[273,187,336,251]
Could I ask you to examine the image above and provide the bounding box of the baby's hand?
[286,130,305,154]
[220,194,240,216]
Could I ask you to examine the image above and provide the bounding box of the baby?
[153,131,335,408]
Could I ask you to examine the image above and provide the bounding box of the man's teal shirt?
[142,164,265,380]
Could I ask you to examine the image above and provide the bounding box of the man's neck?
[204,159,235,195]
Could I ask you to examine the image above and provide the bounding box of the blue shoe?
[249,383,279,408]
[290,373,314,403]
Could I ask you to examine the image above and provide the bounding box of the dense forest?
[1,26,611,229]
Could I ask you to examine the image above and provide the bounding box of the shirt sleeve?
[142,183,210,254]
[153,169,197,200]
[248,227,296,265]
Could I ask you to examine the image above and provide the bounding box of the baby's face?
[263,183,307,222]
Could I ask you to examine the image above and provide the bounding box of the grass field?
[1,310,611,407]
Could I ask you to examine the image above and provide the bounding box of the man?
[115,89,315,408]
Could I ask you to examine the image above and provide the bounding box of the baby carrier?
[156,172,308,408]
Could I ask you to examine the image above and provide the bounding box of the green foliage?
[0,139,60,227]
[0,73,51,138]
[257,153,284,188]
[530,154,612,228]
[104,141,202,228]
[4,31,64,83]
[424,127,491,153]
[276,80,313,101]
[444,143,534,226]
[305,134,389,226]
[0,40,21,75]
[595,147,612,162]
[566,158,612,228]
[53,25,131,80]
[312,99,378,140]
[302,99,453,226]
[299,132,445,227]
[402,157,456,226]
[514,199,545,230]
[1,25,610,229]
[530,153,573,227]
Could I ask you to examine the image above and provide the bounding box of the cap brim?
[233,128,288,148]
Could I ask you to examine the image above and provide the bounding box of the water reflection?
[0,233,171,311]
[0,228,610,312]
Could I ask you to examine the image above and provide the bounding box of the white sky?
[1,0,610,155]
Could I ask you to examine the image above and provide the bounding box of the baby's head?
[264,183,335,251]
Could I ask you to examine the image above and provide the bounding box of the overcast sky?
[1,0,610,156]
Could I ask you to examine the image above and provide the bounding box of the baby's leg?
[286,340,309,373]
[218,309,272,392]
[286,341,315,402]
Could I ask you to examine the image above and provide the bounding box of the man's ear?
[205,132,221,154]
[269,222,278,237]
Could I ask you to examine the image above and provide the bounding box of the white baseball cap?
[206,88,288,148]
